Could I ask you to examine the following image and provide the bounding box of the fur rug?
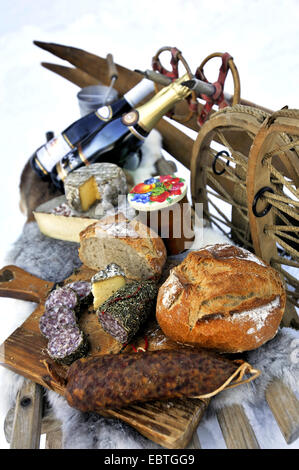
[0,130,298,448]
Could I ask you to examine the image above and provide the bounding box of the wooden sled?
[2,41,299,449]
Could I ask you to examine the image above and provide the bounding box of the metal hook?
[252,187,274,217]
[212,150,230,175]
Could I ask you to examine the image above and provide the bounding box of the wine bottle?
[50,74,191,191]
[30,78,155,180]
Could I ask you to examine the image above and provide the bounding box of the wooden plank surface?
[10,381,43,449]
[216,404,260,449]
[266,379,299,444]
[45,429,63,449]
[5,407,61,444]
[0,264,208,449]
[104,398,208,449]
[186,430,201,449]
[41,62,102,88]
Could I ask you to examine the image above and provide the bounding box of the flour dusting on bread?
[204,243,266,267]
[161,271,183,309]
[95,219,140,238]
[240,296,281,334]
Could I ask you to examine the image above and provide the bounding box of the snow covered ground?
[0,0,298,450]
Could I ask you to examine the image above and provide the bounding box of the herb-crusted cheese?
[64,163,127,212]
[91,263,126,310]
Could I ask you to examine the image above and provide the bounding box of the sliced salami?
[39,306,77,339]
[67,281,92,305]
[45,286,78,311]
[41,278,94,364]
[47,326,89,365]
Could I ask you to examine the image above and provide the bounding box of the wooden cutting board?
[0,264,208,449]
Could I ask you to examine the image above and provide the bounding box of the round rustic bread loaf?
[79,213,167,281]
[156,244,286,353]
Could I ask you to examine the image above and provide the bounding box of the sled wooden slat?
[156,118,194,169]
[216,404,260,449]
[41,62,102,88]
[186,430,201,449]
[4,406,61,444]
[266,378,299,444]
[10,381,43,449]
[45,428,63,449]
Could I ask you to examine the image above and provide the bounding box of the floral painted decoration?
[128,175,186,206]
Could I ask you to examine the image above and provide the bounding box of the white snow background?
[0,0,298,449]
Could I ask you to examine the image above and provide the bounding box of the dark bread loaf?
[156,244,286,353]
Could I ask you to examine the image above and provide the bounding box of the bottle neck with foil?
[132,73,191,133]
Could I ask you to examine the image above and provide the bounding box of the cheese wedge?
[91,264,126,310]
[64,162,127,212]
[33,195,137,243]
[33,196,101,243]
[78,176,101,211]
[34,210,99,243]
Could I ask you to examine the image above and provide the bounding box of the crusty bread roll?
[79,213,167,281]
[156,244,286,353]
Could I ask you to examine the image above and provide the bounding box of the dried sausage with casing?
[65,349,240,411]
[98,280,158,343]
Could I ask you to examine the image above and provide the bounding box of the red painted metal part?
[196,52,233,126]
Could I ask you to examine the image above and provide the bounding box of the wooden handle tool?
[103,53,118,105]
[106,53,118,81]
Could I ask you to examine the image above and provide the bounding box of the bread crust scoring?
[156,244,286,352]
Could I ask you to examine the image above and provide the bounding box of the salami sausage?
[45,286,78,311]
[39,305,77,339]
[40,281,92,365]
[98,280,158,344]
[66,281,92,306]
[47,326,88,366]
[65,349,240,411]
